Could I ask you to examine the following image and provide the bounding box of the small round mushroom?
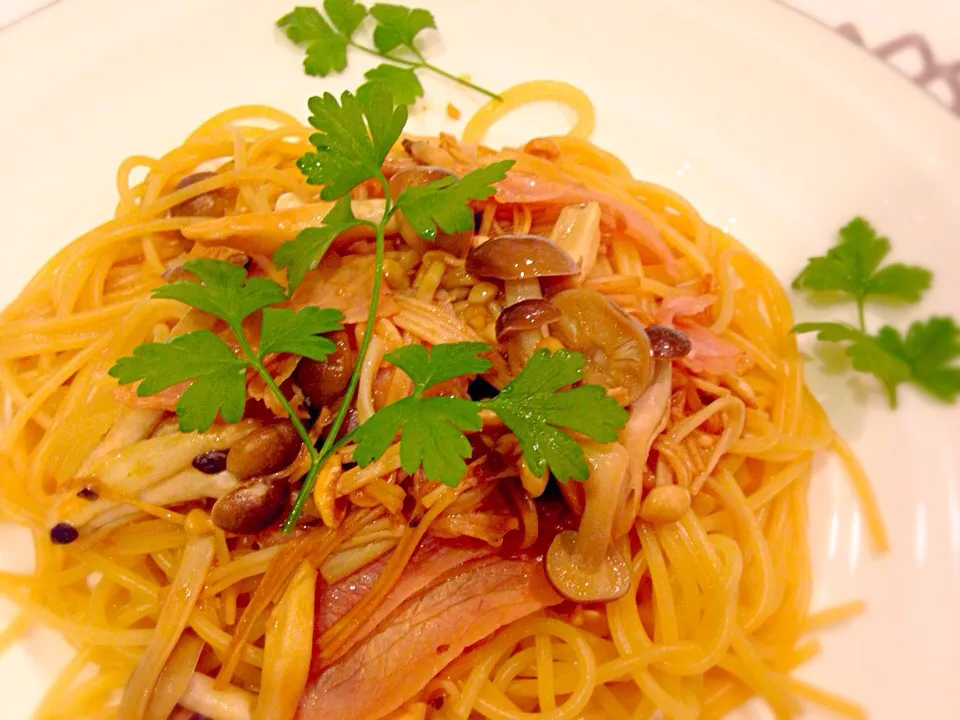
[646,325,692,359]
[389,166,473,257]
[468,235,578,373]
[494,298,561,343]
[295,330,355,409]
[465,234,579,282]
[211,476,289,535]
[545,441,632,603]
[226,421,302,481]
[550,288,653,406]
[170,171,239,218]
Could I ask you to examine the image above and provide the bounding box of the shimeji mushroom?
[494,298,561,343]
[389,165,473,257]
[545,357,678,603]
[211,476,290,535]
[550,288,653,406]
[545,441,632,602]
[466,234,579,372]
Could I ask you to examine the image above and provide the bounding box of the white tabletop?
[1,0,958,117]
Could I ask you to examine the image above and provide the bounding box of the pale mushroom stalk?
[614,361,675,539]
[504,278,545,373]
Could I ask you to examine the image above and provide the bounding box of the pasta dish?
[0,80,887,720]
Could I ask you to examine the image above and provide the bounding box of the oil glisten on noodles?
[0,82,887,720]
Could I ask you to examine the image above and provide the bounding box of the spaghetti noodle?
[0,81,886,720]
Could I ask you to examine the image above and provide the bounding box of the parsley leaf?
[874,317,960,403]
[277,7,349,77]
[793,217,932,313]
[481,349,629,481]
[386,342,492,392]
[369,3,436,55]
[297,85,406,200]
[108,331,247,432]
[353,396,481,485]
[794,318,960,406]
[358,63,423,106]
[258,307,344,361]
[352,343,491,485]
[395,160,515,240]
[153,259,287,329]
[277,3,501,107]
[324,0,367,37]
[273,197,363,292]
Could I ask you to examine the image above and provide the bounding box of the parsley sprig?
[277,2,501,104]
[109,259,343,452]
[792,217,960,407]
[110,84,628,533]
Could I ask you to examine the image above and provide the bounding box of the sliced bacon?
[655,294,718,326]
[654,294,750,376]
[314,537,494,646]
[290,256,398,325]
[492,172,677,273]
[298,547,560,720]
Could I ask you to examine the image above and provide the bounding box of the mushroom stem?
[504,278,543,373]
[624,361,673,489]
[571,442,630,569]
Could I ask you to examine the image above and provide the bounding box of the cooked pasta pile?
[0,82,887,720]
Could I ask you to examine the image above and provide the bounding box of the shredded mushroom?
[549,202,602,283]
[118,535,215,720]
[253,561,318,720]
[143,631,204,720]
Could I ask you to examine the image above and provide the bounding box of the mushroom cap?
[545,529,632,603]
[494,298,561,342]
[646,325,692,359]
[211,476,289,535]
[551,288,652,406]
[390,165,473,256]
[466,235,579,281]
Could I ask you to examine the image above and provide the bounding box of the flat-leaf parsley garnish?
[277,2,501,104]
[792,217,959,407]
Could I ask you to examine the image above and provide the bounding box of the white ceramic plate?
[1,0,959,717]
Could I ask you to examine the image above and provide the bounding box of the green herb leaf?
[874,317,960,404]
[108,331,248,432]
[385,342,492,393]
[258,307,344,361]
[481,349,629,481]
[352,395,481,485]
[352,343,491,485]
[793,217,932,305]
[793,317,960,406]
[395,160,514,240]
[358,63,423,106]
[153,259,287,329]
[369,3,436,55]
[277,7,348,77]
[323,0,367,37]
[297,85,407,200]
[273,197,362,292]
